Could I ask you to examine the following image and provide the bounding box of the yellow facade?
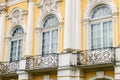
[0,0,120,80]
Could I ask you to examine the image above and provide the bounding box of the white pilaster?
[75,0,82,50]
[0,4,7,61]
[115,47,120,80]
[64,0,73,49]
[17,71,33,80]
[25,0,34,56]
[58,53,84,80]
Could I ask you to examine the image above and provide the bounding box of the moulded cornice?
[88,0,112,5]
[7,0,26,6]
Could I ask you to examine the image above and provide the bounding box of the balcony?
[25,53,58,71]
[77,47,115,67]
[0,53,58,75]
[0,60,19,75]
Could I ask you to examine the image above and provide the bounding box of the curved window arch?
[12,27,24,37]
[10,26,24,61]
[90,5,113,49]
[42,15,59,54]
[43,15,59,27]
[91,6,112,19]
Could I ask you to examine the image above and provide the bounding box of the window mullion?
[49,31,52,53]
[101,22,103,48]
[16,40,18,60]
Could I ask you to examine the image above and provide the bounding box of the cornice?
[7,0,26,6]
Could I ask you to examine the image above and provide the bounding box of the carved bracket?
[0,6,7,14]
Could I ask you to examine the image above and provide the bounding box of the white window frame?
[89,19,113,49]
[43,75,50,80]
[41,15,60,54]
[88,5,114,49]
[42,26,59,54]
[9,27,24,61]
[37,15,61,55]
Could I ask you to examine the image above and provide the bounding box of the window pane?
[10,26,24,61]
[43,15,59,27]
[12,27,24,37]
[17,39,23,60]
[103,21,113,47]
[91,23,101,49]
[10,41,17,61]
[42,32,50,54]
[92,6,112,19]
[51,29,58,53]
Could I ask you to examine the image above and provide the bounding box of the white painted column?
[25,0,34,56]
[58,53,84,80]
[0,5,6,61]
[17,71,33,80]
[75,0,82,50]
[64,0,73,49]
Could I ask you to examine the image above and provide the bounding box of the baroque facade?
[0,0,120,80]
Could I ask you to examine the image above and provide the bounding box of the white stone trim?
[7,7,27,37]
[43,75,50,80]
[6,8,26,61]
[84,1,118,49]
[89,75,114,80]
[25,1,34,56]
[85,0,117,19]
[36,6,62,54]
[0,13,6,61]
[64,0,73,49]
[75,0,82,50]
[7,0,26,6]
[17,71,33,80]
[37,11,62,28]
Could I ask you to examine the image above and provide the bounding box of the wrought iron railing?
[3,60,19,74]
[0,60,19,74]
[77,47,115,65]
[26,53,58,70]
[77,51,85,65]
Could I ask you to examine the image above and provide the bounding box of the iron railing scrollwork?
[5,60,19,73]
[77,52,85,65]
[26,53,58,70]
[0,60,19,74]
[77,47,115,65]
[86,47,115,65]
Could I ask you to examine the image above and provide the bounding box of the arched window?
[42,15,59,54]
[10,26,24,61]
[90,5,113,49]
[95,78,111,80]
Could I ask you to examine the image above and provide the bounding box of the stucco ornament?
[8,8,27,27]
[11,10,22,25]
[37,0,62,14]
[88,0,112,4]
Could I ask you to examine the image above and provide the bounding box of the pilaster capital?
[0,5,7,14]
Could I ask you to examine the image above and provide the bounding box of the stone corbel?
[0,5,7,14]
[112,12,119,18]
[22,10,28,15]
[61,48,81,53]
